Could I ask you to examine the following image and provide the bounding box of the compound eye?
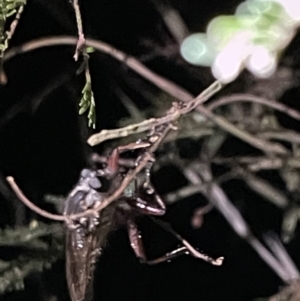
[89,177,101,189]
[81,169,92,178]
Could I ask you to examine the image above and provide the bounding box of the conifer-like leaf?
[0,221,64,294]
[79,80,96,128]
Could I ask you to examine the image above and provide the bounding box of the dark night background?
[0,0,300,301]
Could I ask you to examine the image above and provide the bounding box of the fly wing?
[64,190,87,215]
[65,228,100,301]
[64,169,116,301]
[66,230,84,301]
[65,205,118,301]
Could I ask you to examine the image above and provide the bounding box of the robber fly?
[63,139,223,301]
[63,168,113,301]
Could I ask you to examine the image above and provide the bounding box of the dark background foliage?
[0,0,300,301]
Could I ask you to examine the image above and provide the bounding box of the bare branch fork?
[6,124,224,268]
[88,80,222,146]
[2,26,300,301]
[182,166,300,284]
[5,60,223,222]
[2,2,300,299]
[88,91,300,146]
[4,34,299,227]
[6,123,171,222]
[3,36,292,155]
[6,74,222,219]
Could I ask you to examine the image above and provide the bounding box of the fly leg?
[127,217,188,265]
[94,141,151,179]
[127,217,223,266]
[125,189,166,216]
[124,174,166,216]
[125,184,223,266]
[149,217,224,266]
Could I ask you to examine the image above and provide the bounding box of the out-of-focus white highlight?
[236,0,274,17]
[273,0,300,22]
[180,33,215,67]
[247,46,277,78]
[179,0,300,83]
[212,35,251,83]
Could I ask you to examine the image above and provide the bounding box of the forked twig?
[7,124,172,222]
[88,80,222,146]
[4,36,290,155]
[183,166,299,283]
[6,75,223,221]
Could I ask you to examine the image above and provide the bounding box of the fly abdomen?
[63,169,103,301]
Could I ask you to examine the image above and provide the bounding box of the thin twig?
[267,280,300,301]
[70,0,96,128]
[264,234,300,280]
[164,184,203,204]
[88,80,222,146]
[72,0,85,61]
[6,177,65,222]
[257,130,300,144]
[7,124,172,222]
[0,71,73,130]
[91,153,137,168]
[112,85,146,120]
[183,166,299,283]
[197,106,288,155]
[213,156,300,171]
[88,115,177,146]
[207,94,300,122]
[238,169,289,208]
[4,36,192,101]
[151,1,189,44]
[68,123,172,219]
[4,36,289,154]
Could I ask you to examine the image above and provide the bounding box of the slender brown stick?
[151,0,189,44]
[3,36,290,225]
[72,0,85,61]
[7,124,172,221]
[196,106,287,155]
[6,177,65,221]
[4,36,289,155]
[4,49,223,222]
[4,36,192,102]
[67,123,172,219]
[88,80,222,146]
[207,93,300,121]
[182,167,298,283]
[213,156,300,171]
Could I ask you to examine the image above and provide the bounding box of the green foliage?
[0,257,49,293]
[79,80,96,129]
[0,0,26,51]
[180,0,299,83]
[0,221,64,294]
[86,46,95,54]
